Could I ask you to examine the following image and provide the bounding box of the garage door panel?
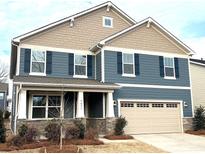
[121,102,182,134]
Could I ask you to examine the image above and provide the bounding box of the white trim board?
[116,83,191,90]
[190,61,205,67]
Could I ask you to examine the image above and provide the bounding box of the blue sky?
[0,0,205,65]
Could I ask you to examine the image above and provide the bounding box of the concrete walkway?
[134,133,205,153]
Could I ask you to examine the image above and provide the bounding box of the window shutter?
[46,51,52,74]
[117,52,122,74]
[174,58,179,78]
[87,55,92,77]
[24,48,31,73]
[68,53,74,75]
[159,56,164,77]
[134,53,140,75]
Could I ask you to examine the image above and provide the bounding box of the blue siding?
[104,50,190,87]
[113,87,192,117]
[96,52,101,81]
[20,49,95,79]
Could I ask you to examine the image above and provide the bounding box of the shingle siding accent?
[104,50,190,86]
[96,52,101,81]
[113,87,192,117]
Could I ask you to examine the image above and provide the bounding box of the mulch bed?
[104,135,134,140]
[63,139,104,145]
[185,129,205,135]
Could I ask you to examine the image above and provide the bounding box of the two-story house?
[10,1,194,134]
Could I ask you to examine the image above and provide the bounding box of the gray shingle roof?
[13,76,120,89]
[0,83,8,92]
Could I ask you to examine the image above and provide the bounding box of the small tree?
[193,106,205,131]
[0,110,6,143]
[114,116,127,135]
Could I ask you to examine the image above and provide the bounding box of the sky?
[0,0,205,67]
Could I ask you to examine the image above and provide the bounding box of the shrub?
[193,106,205,131]
[85,128,98,140]
[4,111,11,119]
[0,110,6,143]
[45,121,60,142]
[74,120,85,139]
[9,135,25,147]
[18,124,28,137]
[65,127,80,139]
[114,116,127,135]
[24,127,39,143]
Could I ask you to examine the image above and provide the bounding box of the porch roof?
[13,76,120,90]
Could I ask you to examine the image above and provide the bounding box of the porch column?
[106,92,115,117]
[76,91,85,118]
[18,89,27,119]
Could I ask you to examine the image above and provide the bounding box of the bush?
[85,128,98,140]
[9,135,25,147]
[0,110,6,143]
[65,127,80,139]
[4,111,11,119]
[193,106,205,131]
[24,127,39,143]
[74,120,85,139]
[45,121,60,142]
[114,116,127,135]
[18,124,28,137]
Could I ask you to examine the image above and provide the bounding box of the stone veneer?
[183,118,193,131]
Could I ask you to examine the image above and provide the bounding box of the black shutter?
[24,48,31,73]
[134,53,140,75]
[117,52,122,74]
[87,55,92,77]
[159,56,164,77]
[68,53,74,75]
[174,58,179,78]
[46,51,52,74]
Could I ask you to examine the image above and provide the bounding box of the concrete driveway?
[133,133,205,153]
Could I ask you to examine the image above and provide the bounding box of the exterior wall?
[0,92,6,110]
[104,50,190,87]
[114,87,192,117]
[107,24,187,55]
[190,63,205,107]
[19,49,95,79]
[11,85,17,133]
[183,118,193,131]
[96,52,101,81]
[21,7,132,50]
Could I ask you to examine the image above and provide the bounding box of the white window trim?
[73,54,87,78]
[29,50,46,76]
[164,57,176,80]
[31,94,62,120]
[103,16,113,28]
[122,53,135,77]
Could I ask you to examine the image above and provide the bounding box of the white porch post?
[18,89,27,119]
[106,92,115,117]
[76,91,85,118]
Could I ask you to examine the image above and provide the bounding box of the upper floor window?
[164,57,175,78]
[0,93,4,100]
[103,16,113,28]
[74,54,87,76]
[31,50,46,74]
[123,53,134,75]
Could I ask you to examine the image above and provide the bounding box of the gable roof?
[91,17,194,55]
[190,58,205,67]
[12,1,136,42]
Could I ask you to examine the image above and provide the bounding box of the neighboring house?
[190,58,205,107]
[0,83,8,111]
[10,1,194,134]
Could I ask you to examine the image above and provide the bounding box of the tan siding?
[190,64,205,107]
[107,24,186,55]
[21,7,132,50]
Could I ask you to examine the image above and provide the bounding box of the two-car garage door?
[120,101,182,134]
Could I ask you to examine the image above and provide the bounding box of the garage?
[120,101,182,134]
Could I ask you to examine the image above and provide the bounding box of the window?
[31,50,46,74]
[166,104,177,108]
[74,54,87,76]
[164,57,175,78]
[152,103,164,108]
[123,53,134,75]
[136,103,149,108]
[103,16,113,28]
[32,95,61,119]
[121,102,134,107]
[0,93,4,100]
